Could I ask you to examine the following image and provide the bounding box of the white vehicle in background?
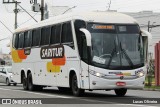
[11,11,151,96]
[0,66,17,86]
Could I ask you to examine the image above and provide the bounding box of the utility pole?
[3,0,21,29]
[14,1,19,29]
[148,21,150,32]
[41,0,44,21]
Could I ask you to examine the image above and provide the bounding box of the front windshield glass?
[87,23,144,70]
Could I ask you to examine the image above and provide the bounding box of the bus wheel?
[114,88,127,97]
[23,76,28,90]
[28,73,35,91]
[71,74,84,96]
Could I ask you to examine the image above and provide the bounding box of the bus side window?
[24,31,32,48]
[61,22,74,48]
[18,33,24,49]
[32,29,41,47]
[50,26,56,44]
[41,27,51,46]
[13,34,18,49]
[55,24,61,44]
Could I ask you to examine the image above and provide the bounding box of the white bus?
[11,11,151,96]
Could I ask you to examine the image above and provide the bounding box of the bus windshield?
[87,23,144,70]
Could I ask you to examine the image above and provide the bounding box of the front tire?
[6,78,10,86]
[71,74,84,96]
[114,88,127,97]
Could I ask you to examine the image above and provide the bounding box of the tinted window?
[61,22,73,43]
[41,27,50,46]
[50,26,56,44]
[55,24,61,44]
[24,31,32,48]
[18,33,24,49]
[32,29,41,47]
[50,24,61,44]
[13,34,18,49]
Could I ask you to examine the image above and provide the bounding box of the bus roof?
[15,11,138,33]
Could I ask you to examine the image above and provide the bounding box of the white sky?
[0,0,160,54]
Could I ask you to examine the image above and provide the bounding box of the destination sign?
[92,24,115,30]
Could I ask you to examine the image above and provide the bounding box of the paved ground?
[0,83,159,107]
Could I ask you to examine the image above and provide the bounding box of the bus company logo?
[40,45,64,59]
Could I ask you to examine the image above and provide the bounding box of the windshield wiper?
[120,42,134,68]
[107,40,117,68]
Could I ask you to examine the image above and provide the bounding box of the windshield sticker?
[92,56,106,64]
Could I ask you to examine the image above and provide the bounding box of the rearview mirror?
[79,28,91,46]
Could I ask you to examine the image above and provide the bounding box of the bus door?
[79,36,90,89]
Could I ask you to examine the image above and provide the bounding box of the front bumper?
[89,74,145,90]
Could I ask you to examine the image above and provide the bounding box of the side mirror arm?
[80,28,92,46]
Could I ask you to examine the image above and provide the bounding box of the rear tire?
[71,74,84,96]
[28,73,35,91]
[23,75,28,90]
[6,78,10,86]
[114,88,127,97]
[28,73,43,91]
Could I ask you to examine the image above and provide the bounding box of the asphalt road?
[0,83,159,107]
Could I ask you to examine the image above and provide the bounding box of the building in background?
[0,53,12,66]
[125,11,160,59]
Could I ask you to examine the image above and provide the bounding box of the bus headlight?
[89,70,106,78]
[136,70,144,77]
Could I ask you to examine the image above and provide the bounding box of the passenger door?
[80,36,90,89]
[74,20,90,89]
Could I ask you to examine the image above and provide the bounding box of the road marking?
[0,87,72,98]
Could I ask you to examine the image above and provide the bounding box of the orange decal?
[18,50,27,59]
[52,56,66,66]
